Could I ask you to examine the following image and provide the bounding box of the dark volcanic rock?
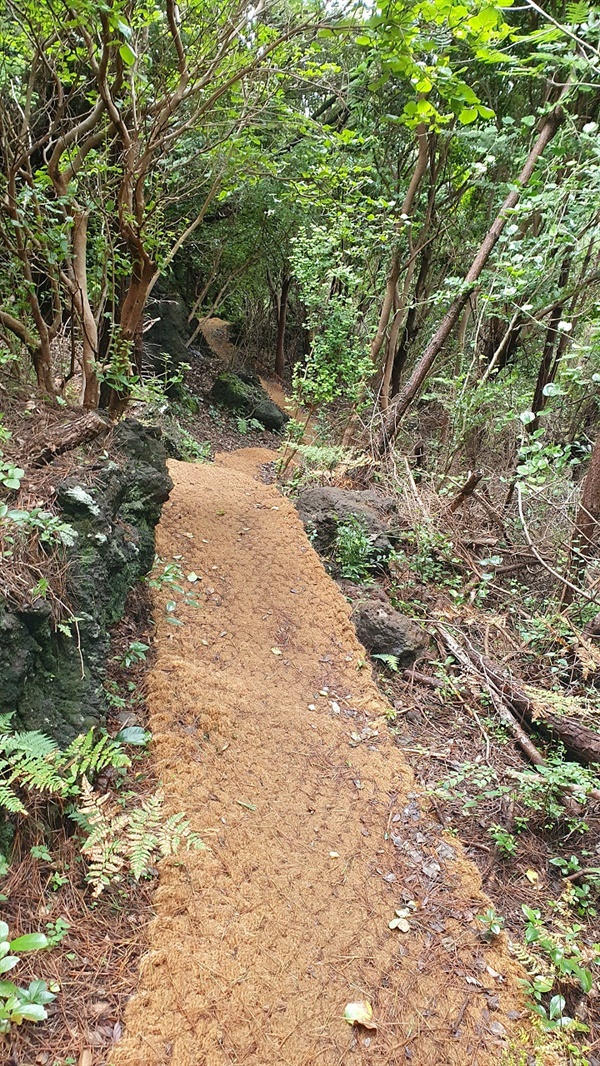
[352,593,428,667]
[143,290,192,371]
[209,372,288,431]
[296,485,398,554]
[1,419,172,745]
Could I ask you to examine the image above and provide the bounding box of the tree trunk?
[390,244,434,396]
[369,124,429,367]
[529,256,571,431]
[563,431,600,605]
[375,105,566,457]
[70,211,100,409]
[274,275,291,379]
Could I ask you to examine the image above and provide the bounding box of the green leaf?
[0,923,8,942]
[119,43,137,66]
[9,933,48,952]
[459,108,478,124]
[15,1002,48,1022]
[0,956,18,974]
[116,726,149,746]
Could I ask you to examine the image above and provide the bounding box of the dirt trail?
[110,452,531,1066]
[197,316,315,444]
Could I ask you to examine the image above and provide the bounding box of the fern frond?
[1,730,58,760]
[64,730,130,782]
[566,1,589,23]
[0,776,27,814]
[76,781,206,895]
[508,938,551,977]
[372,653,400,672]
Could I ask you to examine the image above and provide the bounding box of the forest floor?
[107,451,537,1066]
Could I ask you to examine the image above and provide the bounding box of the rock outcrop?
[0,420,172,745]
[351,591,428,667]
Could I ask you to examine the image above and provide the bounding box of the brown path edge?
[109,454,531,1066]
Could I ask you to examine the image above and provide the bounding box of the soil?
[109,451,535,1066]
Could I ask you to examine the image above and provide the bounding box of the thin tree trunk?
[529,256,571,430]
[563,431,600,605]
[390,244,434,396]
[70,211,100,409]
[369,124,429,367]
[375,105,566,457]
[380,254,417,410]
[274,275,290,378]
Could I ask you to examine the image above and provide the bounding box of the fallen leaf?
[186,572,199,582]
[344,1000,377,1030]
[236,799,256,811]
[329,851,340,858]
[389,917,410,932]
[524,869,539,884]
[78,1052,92,1066]
[271,647,282,656]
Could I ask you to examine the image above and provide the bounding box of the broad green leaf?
[119,43,137,66]
[14,1002,48,1022]
[9,933,48,952]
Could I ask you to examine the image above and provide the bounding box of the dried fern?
[78,778,206,896]
[508,938,549,977]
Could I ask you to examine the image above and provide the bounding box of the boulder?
[296,486,399,555]
[209,372,288,432]
[350,588,428,667]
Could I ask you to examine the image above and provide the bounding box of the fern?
[508,938,548,977]
[0,723,130,813]
[78,779,206,896]
[0,720,204,895]
[64,729,130,782]
[0,776,27,814]
[372,653,400,672]
[566,1,589,23]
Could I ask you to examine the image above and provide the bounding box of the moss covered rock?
[209,372,288,431]
[1,420,172,745]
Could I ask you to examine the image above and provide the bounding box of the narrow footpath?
[110,451,531,1066]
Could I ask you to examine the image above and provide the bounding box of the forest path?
[197,315,316,444]
[110,453,531,1066]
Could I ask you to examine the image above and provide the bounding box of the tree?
[0,0,328,408]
